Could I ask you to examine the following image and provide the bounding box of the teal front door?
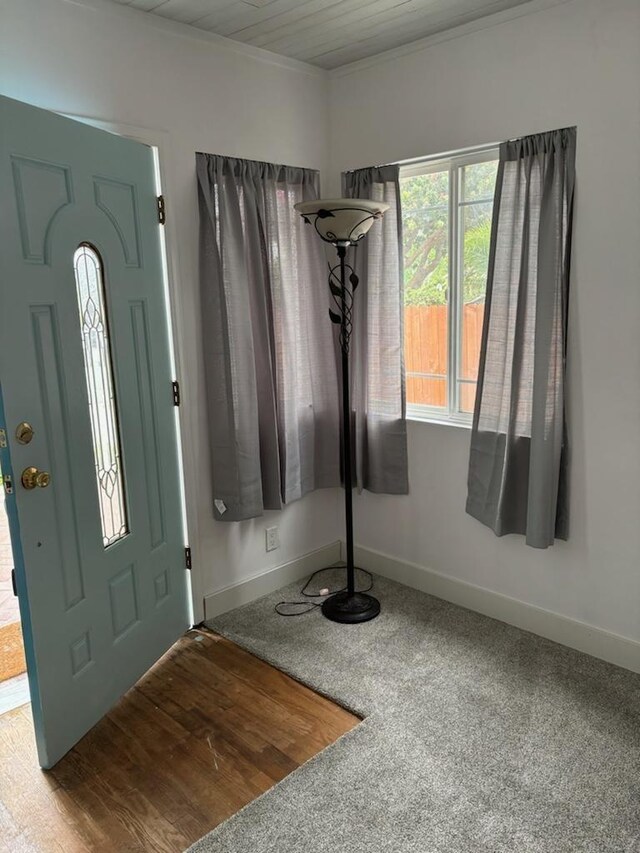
[0,95,190,768]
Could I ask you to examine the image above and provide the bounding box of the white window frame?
[400,144,499,428]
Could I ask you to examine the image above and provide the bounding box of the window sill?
[406,411,472,430]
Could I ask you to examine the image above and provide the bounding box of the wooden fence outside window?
[404,303,484,412]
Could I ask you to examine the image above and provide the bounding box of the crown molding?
[59,0,580,84]
[330,0,578,79]
[61,0,328,79]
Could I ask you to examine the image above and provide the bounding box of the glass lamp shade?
[294,198,390,245]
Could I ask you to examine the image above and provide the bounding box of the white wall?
[0,0,340,621]
[330,0,640,643]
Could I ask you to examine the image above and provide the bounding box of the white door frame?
[61,111,204,624]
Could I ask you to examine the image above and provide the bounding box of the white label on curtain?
[214,499,227,515]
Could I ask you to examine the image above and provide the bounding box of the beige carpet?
[0,621,26,683]
[192,570,640,853]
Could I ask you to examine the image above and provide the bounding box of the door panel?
[0,95,189,768]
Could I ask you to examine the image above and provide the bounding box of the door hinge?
[3,473,13,495]
[185,547,192,571]
[172,381,180,406]
[157,194,166,225]
[11,569,17,597]
[0,428,7,448]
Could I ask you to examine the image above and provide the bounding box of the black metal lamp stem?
[338,245,356,598]
[320,244,380,624]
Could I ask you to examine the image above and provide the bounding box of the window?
[73,243,129,547]
[401,148,498,424]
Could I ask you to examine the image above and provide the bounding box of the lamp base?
[321,591,381,624]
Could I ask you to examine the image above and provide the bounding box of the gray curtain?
[197,153,340,521]
[343,164,409,494]
[466,127,577,548]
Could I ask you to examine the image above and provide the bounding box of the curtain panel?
[343,164,409,495]
[466,127,577,548]
[197,153,340,521]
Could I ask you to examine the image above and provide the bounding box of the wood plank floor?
[0,629,360,853]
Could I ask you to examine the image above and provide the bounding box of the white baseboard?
[353,543,640,675]
[203,541,342,621]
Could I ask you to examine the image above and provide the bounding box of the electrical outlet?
[265,526,279,552]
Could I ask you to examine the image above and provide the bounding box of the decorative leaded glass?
[73,244,128,547]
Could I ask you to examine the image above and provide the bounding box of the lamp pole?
[294,199,388,624]
[319,239,379,624]
[337,244,355,599]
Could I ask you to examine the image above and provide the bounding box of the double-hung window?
[400,147,498,425]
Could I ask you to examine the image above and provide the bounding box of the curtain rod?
[343,126,576,174]
[343,140,501,175]
[196,151,320,174]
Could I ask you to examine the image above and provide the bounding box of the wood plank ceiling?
[107,0,536,69]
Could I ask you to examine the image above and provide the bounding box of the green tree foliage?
[401,161,497,306]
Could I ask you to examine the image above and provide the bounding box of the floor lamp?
[294,198,389,624]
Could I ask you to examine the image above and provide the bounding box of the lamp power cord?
[274,566,374,617]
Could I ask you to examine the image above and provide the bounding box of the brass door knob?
[21,467,51,490]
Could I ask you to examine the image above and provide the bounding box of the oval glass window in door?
[73,243,129,548]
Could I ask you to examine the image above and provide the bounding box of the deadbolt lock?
[15,422,34,444]
[21,467,51,490]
